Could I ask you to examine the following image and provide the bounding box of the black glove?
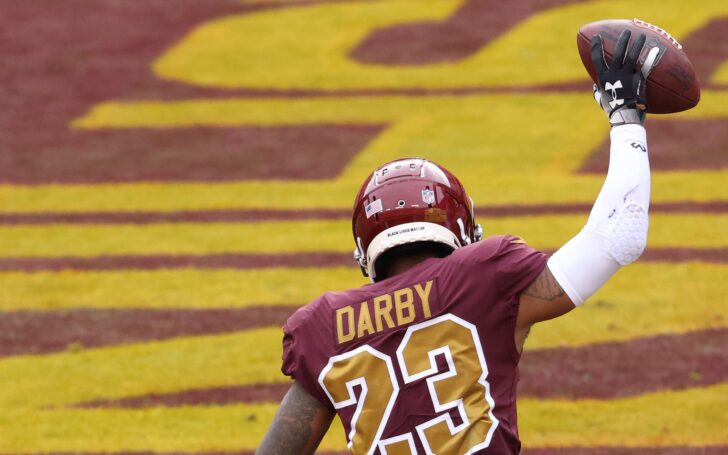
[591,30,658,126]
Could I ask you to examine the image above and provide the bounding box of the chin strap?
[354,236,368,277]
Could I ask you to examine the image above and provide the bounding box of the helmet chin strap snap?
[474,224,484,242]
[353,248,368,277]
[457,218,472,245]
[354,237,368,276]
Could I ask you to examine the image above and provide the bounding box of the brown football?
[577,19,700,113]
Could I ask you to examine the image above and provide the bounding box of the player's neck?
[386,252,441,278]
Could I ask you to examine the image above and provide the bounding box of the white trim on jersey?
[396,314,499,454]
[317,345,400,455]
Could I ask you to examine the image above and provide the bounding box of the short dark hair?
[374,241,454,281]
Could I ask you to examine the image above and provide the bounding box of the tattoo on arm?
[256,382,333,455]
[522,267,566,301]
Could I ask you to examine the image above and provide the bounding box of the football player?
[257,30,657,454]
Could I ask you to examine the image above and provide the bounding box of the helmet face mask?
[352,158,482,281]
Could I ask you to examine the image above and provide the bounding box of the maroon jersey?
[282,235,547,454]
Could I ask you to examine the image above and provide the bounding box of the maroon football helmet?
[352,158,482,280]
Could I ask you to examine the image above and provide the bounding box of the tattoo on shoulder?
[256,382,326,455]
[523,267,566,301]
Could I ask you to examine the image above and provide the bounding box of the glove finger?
[625,33,646,71]
[641,46,660,79]
[590,34,608,74]
[611,29,632,69]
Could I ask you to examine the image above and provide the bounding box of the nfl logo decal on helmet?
[352,158,483,280]
[421,189,436,205]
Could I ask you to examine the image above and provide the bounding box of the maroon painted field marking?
[520,327,728,399]
[0,0,388,184]
[0,307,296,358]
[173,81,591,98]
[0,201,724,226]
[60,327,728,408]
[0,253,352,272]
[0,0,591,185]
[0,209,354,225]
[4,0,728,184]
[475,201,728,216]
[350,0,586,66]
[0,124,386,183]
[581,119,728,173]
[639,248,728,263]
[681,17,728,89]
[70,383,292,409]
[1,0,251,184]
[0,248,725,272]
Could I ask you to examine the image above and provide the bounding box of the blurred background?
[1,0,726,452]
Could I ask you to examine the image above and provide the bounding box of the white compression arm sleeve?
[547,124,650,305]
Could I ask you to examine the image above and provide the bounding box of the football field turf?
[1,0,727,453]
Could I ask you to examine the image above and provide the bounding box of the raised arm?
[516,30,658,350]
[256,381,335,455]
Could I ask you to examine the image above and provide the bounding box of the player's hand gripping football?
[591,29,660,126]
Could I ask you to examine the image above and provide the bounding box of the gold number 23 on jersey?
[319,314,498,455]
